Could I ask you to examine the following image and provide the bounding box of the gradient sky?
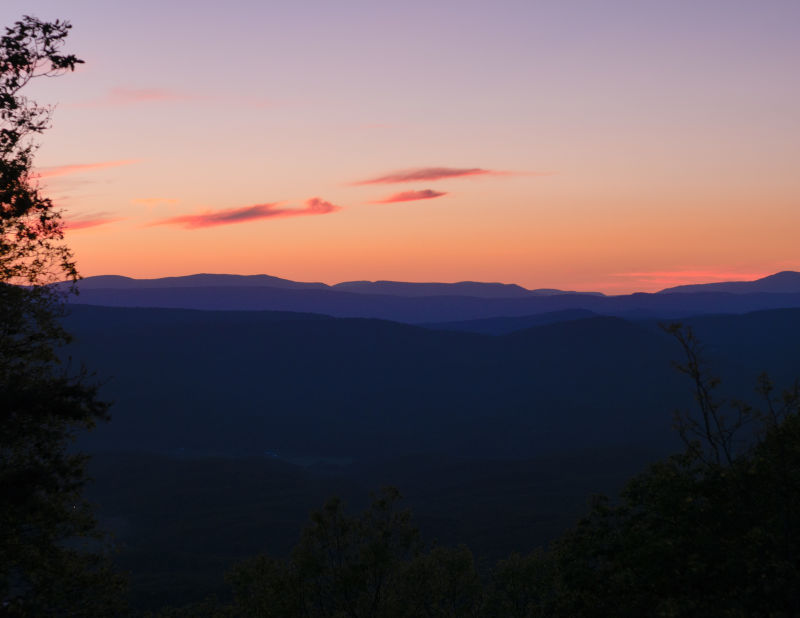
[4,0,799,293]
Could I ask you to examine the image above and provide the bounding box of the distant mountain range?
[74,273,330,291]
[658,271,800,295]
[72,273,601,298]
[330,280,600,298]
[66,271,800,323]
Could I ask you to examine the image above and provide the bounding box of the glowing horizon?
[63,265,783,296]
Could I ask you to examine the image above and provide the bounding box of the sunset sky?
[4,1,799,293]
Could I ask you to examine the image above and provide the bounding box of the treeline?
[150,361,800,617]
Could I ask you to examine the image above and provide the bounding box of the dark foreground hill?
[64,306,678,459]
[64,305,800,460]
[421,308,599,334]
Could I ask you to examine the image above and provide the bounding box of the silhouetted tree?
[545,324,800,617]
[0,15,125,616]
[481,550,556,618]
[230,488,419,617]
[393,545,482,618]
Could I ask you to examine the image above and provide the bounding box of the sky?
[3,0,799,293]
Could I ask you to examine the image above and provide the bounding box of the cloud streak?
[354,167,503,185]
[108,88,188,104]
[69,88,195,108]
[38,159,139,178]
[132,198,180,208]
[151,198,340,229]
[72,88,281,110]
[372,189,447,204]
[64,212,123,230]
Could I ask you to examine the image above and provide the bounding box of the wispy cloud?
[63,212,123,230]
[372,189,447,204]
[354,167,502,185]
[37,159,139,179]
[151,198,340,229]
[73,88,277,109]
[108,88,189,104]
[69,88,194,108]
[132,198,180,208]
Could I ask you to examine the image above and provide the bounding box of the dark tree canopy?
[229,487,421,618]
[545,327,800,617]
[0,15,83,372]
[153,326,800,618]
[0,16,124,616]
[0,15,82,288]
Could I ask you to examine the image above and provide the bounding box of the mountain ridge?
[657,271,800,295]
[72,273,329,290]
[72,273,602,298]
[67,285,800,323]
[64,271,800,323]
[72,270,800,298]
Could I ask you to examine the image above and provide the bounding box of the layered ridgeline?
[64,304,800,460]
[66,271,800,323]
[63,271,800,458]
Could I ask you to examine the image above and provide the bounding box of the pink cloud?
[37,159,139,179]
[68,88,196,108]
[107,88,190,104]
[132,198,180,207]
[303,197,341,215]
[112,88,176,102]
[64,212,123,230]
[372,189,447,204]
[71,89,289,110]
[354,167,501,185]
[151,198,341,229]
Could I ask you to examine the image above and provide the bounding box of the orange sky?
[8,1,799,293]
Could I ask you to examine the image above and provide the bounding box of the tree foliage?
[481,550,556,618]
[392,544,482,618]
[220,489,491,618]
[230,487,421,618]
[0,15,125,616]
[0,14,81,289]
[162,324,800,617]
[545,325,800,617]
